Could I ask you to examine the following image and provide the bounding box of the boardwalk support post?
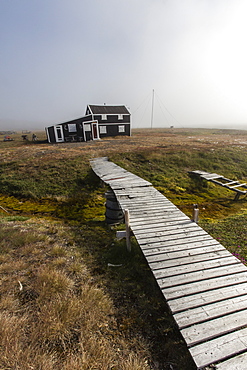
[125,209,131,252]
[192,204,199,223]
[234,192,241,201]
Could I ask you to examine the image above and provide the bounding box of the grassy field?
[1,128,247,369]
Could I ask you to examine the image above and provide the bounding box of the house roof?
[88,105,130,115]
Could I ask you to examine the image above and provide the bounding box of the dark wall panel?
[94,115,130,124]
[99,124,130,138]
[47,127,55,142]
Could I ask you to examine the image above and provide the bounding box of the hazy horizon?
[1,1,247,131]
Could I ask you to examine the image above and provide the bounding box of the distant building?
[45,104,131,143]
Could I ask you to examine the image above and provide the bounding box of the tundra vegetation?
[0,128,247,369]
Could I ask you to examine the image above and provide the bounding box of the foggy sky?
[1,0,247,130]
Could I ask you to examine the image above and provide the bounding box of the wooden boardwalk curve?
[91,157,247,370]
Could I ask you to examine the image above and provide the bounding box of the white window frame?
[84,124,91,131]
[118,125,125,133]
[102,114,107,120]
[99,125,107,134]
[54,125,64,142]
[68,123,77,132]
[118,114,124,120]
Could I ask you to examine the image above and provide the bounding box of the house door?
[83,121,99,141]
[92,122,99,140]
[54,125,64,142]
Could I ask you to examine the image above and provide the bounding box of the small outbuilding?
[46,104,131,143]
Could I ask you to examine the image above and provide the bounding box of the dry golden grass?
[1,128,247,165]
[0,217,150,369]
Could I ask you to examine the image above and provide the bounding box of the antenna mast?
[151,89,154,129]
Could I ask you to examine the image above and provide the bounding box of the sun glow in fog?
[204,2,247,117]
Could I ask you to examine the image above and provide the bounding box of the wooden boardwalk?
[189,170,247,200]
[91,157,247,370]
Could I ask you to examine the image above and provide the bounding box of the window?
[68,124,77,132]
[56,127,62,139]
[99,126,107,134]
[102,114,107,120]
[118,125,125,133]
[84,124,91,131]
[118,114,123,120]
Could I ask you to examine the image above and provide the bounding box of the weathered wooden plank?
[122,196,178,203]
[121,206,178,214]
[200,173,221,179]
[119,203,174,211]
[111,182,151,189]
[189,327,247,369]
[174,295,247,328]
[203,175,223,180]
[146,248,227,268]
[92,163,140,177]
[106,178,149,185]
[128,219,192,231]
[102,173,137,180]
[133,219,197,229]
[132,223,204,241]
[115,187,161,194]
[108,177,151,184]
[168,282,247,313]
[223,180,239,186]
[122,194,179,205]
[128,208,180,217]
[123,205,178,214]
[116,194,156,199]
[111,183,151,190]
[230,183,246,188]
[117,197,172,204]
[109,180,149,190]
[162,272,247,300]
[118,194,172,200]
[134,224,204,239]
[117,192,161,198]
[155,263,246,290]
[117,185,159,190]
[153,256,240,279]
[141,238,224,253]
[139,234,218,249]
[104,171,131,176]
[137,229,214,246]
[118,194,164,200]
[141,235,221,248]
[136,229,209,245]
[144,250,230,270]
[129,215,189,226]
[129,211,185,219]
[100,171,147,178]
[118,192,167,198]
[128,202,185,214]
[215,351,247,369]
[114,186,156,191]
[182,308,247,346]
[124,198,175,204]
[139,234,215,250]
[145,241,225,259]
